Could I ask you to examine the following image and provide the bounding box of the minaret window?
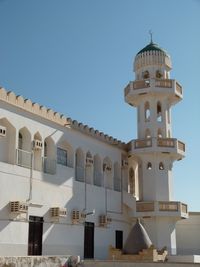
[18,132,23,150]
[147,162,152,170]
[156,70,162,79]
[159,162,164,170]
[168,130,171,138]
[145,102,150,122]
[143,70,149,79]
[157,102,162,122]
[128,167,135,195]
[157,129,163,138]
[145,129,151,139]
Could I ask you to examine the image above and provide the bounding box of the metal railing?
[75,166,85,182]
[43,157,56,175]
[178,141,185,152]
[16,149,32,169]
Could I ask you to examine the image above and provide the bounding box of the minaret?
[125,38,188,255]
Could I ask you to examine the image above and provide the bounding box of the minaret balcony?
[130,137,185,160]
[135,201,188,219]
[124,78,183,106]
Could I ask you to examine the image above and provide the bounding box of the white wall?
[176,212,200,255]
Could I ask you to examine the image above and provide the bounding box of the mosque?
[0,38,200,263]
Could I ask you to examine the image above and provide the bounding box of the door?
[115,230,123,250]
[28,216,43,255]
[84,222,94,259]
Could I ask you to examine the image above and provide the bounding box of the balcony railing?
[176,82,183,95]
[159,201,178,211]
[16,149,32,169]
[155,79,173,88]
[125,79,183,96]
[133,80,150,90]
[135,139,152,149]
[181,203,188,213]
[136,201,188,215]
[157,138,175,148]
[178,141,185,152]
[136,202,154,212]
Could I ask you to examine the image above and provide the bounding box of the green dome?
[137,42,168,56]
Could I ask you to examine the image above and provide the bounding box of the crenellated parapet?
[0,87,127,150]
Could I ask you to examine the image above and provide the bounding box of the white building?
[0,40,199,260]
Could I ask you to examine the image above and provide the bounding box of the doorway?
[84,222,94,259]
[28,216,43,255]
[115,230,123,250]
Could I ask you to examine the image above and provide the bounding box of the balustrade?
[136,202,154,212]
[135,139,152,149]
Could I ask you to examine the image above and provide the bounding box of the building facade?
[0,41,199,259]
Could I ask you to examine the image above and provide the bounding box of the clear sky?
[0,0,199,211]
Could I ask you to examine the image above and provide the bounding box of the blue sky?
[0,0,199,211]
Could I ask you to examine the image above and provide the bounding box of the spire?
[149,30,153,43]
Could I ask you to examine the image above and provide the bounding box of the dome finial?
[149,30,153,43]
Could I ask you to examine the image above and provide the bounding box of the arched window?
[157,102,162,122]
[94,154,102,187]
[159,162,164,170]
[156,70,162,79]
[18,132,23,150]
[17,127,32,168]
[145,102,150,122]
[85,151,93,184]
[147,162,152,170]
[145,128,151,139]
[128,167,135,195]
[75,148,85,182]
[143,70,149,79]
[114,162,121,192]
[57,140,73,168]
[0,118,16,165]
[44,137,56,175]
[103,157,112,189]
[157,129,163,138]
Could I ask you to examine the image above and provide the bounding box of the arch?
[33,132,42,171]
[75,148,85,182]
[0,118,16,164]
[156,70,162,79]
[147,162,152,170]
[144,102,150,122]
[114,162,121,192]
[143,70,149,79]
[93,154,102,187]
[128,167,135,195]
[57,140,74,168]
[145,128,151,139]
[159,162,164,170]
[103,157,113,189]
[17,127,32,168]
[44,136,56,175]
[85,151,93,184]
[157,129,163,138]
[157,101,162,122]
